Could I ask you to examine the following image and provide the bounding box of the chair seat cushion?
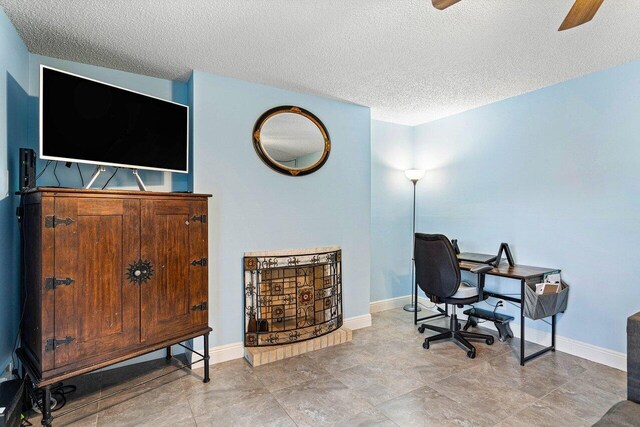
[451,282,478,299]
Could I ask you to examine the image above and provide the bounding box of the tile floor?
[39,308,626,426]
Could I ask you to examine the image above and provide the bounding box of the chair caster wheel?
[423,340,430,349]
[467,349,476,359]
[418,325,426,334]
[486,337,494,345]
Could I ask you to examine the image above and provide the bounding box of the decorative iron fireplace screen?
[244,248,342,347]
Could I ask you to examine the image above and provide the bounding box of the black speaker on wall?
[19,148,36,192]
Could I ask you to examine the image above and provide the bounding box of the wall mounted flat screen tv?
[40,66,189,173]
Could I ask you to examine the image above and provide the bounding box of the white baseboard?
[209,341,245,364]
[0,356,12,382]
[503,323,627,371]
[370,295,628,372]
[370,296,411,313]
[191,341,244,369]
[558,336,626,371]
[191,313,372,369]
[476,314,627,372]
[343,314,372,330]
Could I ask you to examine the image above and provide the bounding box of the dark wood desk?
[459,261,559,365]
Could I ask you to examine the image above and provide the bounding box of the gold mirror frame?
[253,106,331,176]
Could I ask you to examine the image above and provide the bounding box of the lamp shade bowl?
[404,169,425,183]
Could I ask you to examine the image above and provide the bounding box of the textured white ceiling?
[2,0,640,125]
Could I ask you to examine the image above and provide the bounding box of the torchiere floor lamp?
[403,169,425,313]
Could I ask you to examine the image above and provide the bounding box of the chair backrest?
[414,233,461,299]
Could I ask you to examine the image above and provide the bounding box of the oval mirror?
[253,106,330,176]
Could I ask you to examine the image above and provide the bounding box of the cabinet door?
[140,199,208,343]
[53,198,140,368]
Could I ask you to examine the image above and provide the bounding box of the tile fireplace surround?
[243,246,351,366]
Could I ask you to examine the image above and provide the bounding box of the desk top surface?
[459,260,558,280]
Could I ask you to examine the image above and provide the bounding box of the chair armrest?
[470,264,493,274]
[469,264,492,302]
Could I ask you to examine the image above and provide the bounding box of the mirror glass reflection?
[259,113,325,170]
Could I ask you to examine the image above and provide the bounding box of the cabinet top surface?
[26,187,212,198]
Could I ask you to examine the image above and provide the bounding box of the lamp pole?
[403,170,425,313]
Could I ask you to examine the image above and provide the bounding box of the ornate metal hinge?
[45,336,74,352]
[191,301,207,312]
[45,277,74,290]
[45,215,75,228]
[191,214,207,223]
[191,258,208,267]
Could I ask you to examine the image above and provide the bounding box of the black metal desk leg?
[414,280,419,325]
[520,279,525,366]
[42,385,52,426]
[166,345,172,361]
[552,314,556,351]
[203,332,211,383]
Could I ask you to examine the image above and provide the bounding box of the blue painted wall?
[370,120,415,302]
[412,60,640,353]
[0,7,29,373]
[191,71,372,347]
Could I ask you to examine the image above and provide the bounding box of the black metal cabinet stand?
[24,331,211,426]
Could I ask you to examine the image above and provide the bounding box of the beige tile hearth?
[35,308,626,427]
[245,327,352,367]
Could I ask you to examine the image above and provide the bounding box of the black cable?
[52,161,61,187]
[493,300,504,317]
[471,299,504,325]
[12,194,27,372]
[417,298,437,309]
[76,163,84,187]
[35,160,52,182]
[505,300,520,311]
[31,382,76,413]
[101,167,119,190]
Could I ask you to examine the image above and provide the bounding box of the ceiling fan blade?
[432,0,463,10]
[558,0,604,31]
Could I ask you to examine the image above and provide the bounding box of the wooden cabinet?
[140,199,209,342]
[17,188,211,390]
[51,197,141,369]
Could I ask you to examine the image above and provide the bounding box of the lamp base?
[403,303,422,312]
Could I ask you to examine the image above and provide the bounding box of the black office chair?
[414,233,495,358]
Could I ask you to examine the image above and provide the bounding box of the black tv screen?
[40,66,189,173]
